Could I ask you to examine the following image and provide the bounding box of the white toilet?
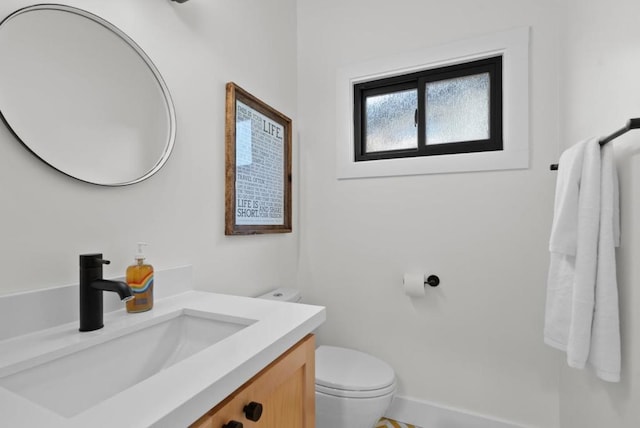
[258,288,396,428]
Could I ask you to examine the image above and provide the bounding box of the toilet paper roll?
[403,273,426,297]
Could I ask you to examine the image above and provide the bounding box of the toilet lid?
[315,346,395,392]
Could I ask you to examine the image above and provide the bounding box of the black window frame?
[354,55,503,162]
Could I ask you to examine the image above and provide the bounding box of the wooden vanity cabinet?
[191,334,315,428]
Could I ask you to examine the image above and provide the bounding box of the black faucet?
[79,253,134,332]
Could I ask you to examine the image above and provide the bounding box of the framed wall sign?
[225,82,292,235]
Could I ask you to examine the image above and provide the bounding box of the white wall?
[558,0,640,426]
[0,0,298,297]
[296,1,562,426]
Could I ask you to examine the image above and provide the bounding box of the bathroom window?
[336,27,529,178]
[353,56,502,162]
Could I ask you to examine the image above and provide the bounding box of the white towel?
[589,143,620,381]
[544,138,621,382]
[548,140,587,256]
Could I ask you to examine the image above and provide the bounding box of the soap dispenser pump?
[126,242,154,313]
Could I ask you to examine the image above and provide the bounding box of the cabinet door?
[191,334,315,428]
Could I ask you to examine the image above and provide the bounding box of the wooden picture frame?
[225,82,292,235]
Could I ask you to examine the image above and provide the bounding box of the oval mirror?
[0,5,176,186]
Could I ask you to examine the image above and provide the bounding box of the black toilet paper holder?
[425,275,440,287]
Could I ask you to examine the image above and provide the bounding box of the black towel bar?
[550,118,640,170]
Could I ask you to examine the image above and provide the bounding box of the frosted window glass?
[365,89,417,153]
[425,73,489,145]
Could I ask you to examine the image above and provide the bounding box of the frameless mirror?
[0,5,176,186]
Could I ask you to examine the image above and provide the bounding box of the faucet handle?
[79,253,110,268]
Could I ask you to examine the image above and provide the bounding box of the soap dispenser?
[126,242,154,313]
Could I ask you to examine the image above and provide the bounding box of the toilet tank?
[256,288,301,303]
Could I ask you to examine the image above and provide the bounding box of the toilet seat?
[315,381,396,398]
[315,346,396,398]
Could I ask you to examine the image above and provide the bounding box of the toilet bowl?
[257,288,396,428]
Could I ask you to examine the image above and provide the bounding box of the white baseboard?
[386,395,523,428]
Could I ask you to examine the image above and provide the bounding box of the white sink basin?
[0,309,253,417]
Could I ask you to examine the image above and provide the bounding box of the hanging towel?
[544,138,621,382]
[589,143,620,381]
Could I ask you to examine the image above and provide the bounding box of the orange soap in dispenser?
[126,242,154,313]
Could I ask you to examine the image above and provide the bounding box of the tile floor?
[376,417,421,428]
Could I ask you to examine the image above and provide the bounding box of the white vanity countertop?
[0,291,326,427]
